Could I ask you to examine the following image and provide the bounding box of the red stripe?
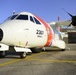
[35,15,52,46]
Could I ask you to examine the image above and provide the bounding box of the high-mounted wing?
[48,20,71,27]
[49,10,76,27]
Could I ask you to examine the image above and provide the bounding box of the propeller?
[62,8,76,27]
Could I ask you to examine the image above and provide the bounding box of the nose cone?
[0,24,13,45]
[0,28,3,41]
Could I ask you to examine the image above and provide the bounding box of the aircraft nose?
[0,28,3,41]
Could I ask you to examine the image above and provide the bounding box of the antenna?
[12,10,15,15]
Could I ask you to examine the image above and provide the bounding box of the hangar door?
[68,32,76,43]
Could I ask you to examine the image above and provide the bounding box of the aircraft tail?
[58,16,61,32]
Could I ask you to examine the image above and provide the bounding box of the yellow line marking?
[1,52,75,67]
[26,52,45,59]
[25,58,76,63]
[0,59,21,67]
[25,52,76,63]
[0,52,45,67]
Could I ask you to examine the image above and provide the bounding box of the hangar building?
[61,28,76,44]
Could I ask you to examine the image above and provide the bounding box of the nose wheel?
[20,52,26,59]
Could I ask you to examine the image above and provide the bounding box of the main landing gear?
[0,51,6,58]
[20,52,27,59]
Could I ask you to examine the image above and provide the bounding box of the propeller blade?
[62,8,73,17]
[62,8,76,26]
[66,22,72,29]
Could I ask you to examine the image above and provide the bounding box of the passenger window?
[34,17,41,24]
[30,16,34,22]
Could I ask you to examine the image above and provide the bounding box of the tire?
[20,52,26,59]
[0,51,6,58]
[31,48,42,53]
[62,49,65,51]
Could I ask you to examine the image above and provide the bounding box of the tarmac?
[0,44,76,75]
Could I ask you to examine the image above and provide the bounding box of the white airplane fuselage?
[0,12,66,58]
[0,12,53,48]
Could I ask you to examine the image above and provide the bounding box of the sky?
[0,0,76,23]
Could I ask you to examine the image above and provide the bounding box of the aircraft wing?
[48,20,72,27]
[49,10,76,27]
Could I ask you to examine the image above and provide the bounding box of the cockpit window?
[10,15,18,20]
[5,15,17,21]
[16,15,28,20]
[30,16,34,23]
[34,17,41,24]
